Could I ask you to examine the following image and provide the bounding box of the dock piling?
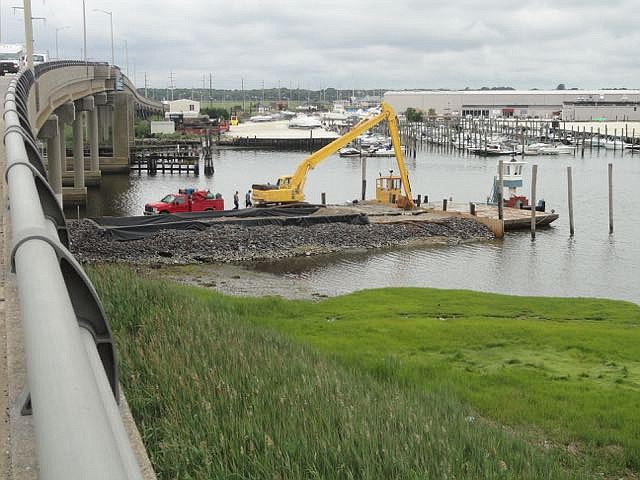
[361,157,367,201]
[497,160,504,220]
[608,163,613,234]
[567,166,575,236]
[530,164,537,239]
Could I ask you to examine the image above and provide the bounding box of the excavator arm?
[253,102,414,208]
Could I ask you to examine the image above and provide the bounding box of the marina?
[74,141,639,305]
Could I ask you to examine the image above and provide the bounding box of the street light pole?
[124,39,128,76]
[82,0,87,65]
[22,0,34,70]
[93,9,114,65]
[55,26,70,60]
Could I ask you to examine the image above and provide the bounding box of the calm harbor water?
[72,146,640,304]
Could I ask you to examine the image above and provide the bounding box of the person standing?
[233,191,239,209]
[245,190,253,208]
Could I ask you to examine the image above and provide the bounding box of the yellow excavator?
[251,102,415,209]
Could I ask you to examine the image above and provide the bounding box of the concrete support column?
[110,92,134,172]
[94,92,110,163]
[37,115,62,205]
[72,111,85,189]
[79,95,100,174]
[89,104,100,171]
[55,102,75,173]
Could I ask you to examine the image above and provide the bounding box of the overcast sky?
[2,0,638,91]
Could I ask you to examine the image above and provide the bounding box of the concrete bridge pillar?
[72,109,85,190]
[79,96,100,173]
[54,101,86,205]
[37,114,63,205]
[94,92,110,162]
[107,91,134,173]
[55,101,75,173]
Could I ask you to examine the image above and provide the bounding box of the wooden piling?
[361,157,367,201]
[567,166,574,236]
[530,164,537,239]
[608,163,613,234]
[321,192,326,206]
[497,159,504,220]
[470,202,476,216]
[442,198,448,211]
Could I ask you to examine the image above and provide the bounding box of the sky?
[1,0,639,91]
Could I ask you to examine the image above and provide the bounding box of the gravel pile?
[69,217,494,265]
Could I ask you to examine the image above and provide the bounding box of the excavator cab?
[375,170,411,209]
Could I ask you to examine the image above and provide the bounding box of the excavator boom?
[252,102,414,208]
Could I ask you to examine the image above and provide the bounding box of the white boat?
[249,114,273,122]
[538,144,575,155]
[338,147,362,157]
[604,139,628,150]
[367,145,406,157]
[288,115,322,129]
[472,143,517,156]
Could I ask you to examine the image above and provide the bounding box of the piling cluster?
[69,218,493,265]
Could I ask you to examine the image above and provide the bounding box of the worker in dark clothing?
[245,190,253,208]
[233,191,239,209]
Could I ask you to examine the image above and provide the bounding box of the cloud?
[1,0,637,90]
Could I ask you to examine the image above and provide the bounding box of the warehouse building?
[383,90,640,120]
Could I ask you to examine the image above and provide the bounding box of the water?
[72,146,640,304]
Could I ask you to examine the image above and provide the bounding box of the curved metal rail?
[4,68,144,479]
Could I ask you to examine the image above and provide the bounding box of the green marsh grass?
[89,265,640,478]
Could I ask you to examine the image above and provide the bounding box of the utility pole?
[124,39,129,77]
[261,80,265,107]
[201,74,205,104]
[144,72,148,98]
[209,73,213,106]
[241,77,245,112]
[168,70,175,101]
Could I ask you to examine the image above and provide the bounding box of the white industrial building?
[384,90,640,120]
[163,99,200,119]
[150,120,176,134]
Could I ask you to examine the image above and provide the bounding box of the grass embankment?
[89,265,640,479]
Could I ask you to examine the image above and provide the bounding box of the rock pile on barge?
[69,216,493,265]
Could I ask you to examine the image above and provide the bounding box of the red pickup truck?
[144,189,224,215]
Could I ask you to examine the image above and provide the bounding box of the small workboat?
[487,158,546,211]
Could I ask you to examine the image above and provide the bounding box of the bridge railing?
[4,69,145,478]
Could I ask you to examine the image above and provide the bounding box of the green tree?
[134,120,151,138]
[201,107,230,120]
[405,107,424,122]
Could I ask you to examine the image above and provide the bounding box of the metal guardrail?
[4,69,144,478]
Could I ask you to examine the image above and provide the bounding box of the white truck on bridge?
[0,44,26,75]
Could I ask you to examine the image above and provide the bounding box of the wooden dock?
[326,202,558,238]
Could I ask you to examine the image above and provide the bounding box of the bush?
[405,107,424,122]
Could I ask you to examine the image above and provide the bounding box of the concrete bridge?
[1,62,163,479]
[14,60,163,204]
